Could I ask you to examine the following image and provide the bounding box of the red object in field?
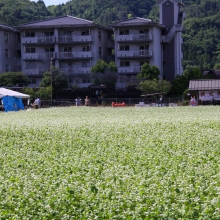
[112,102,126,107]
[190,101,197,106]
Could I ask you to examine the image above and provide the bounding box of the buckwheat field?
[0,106,220,219]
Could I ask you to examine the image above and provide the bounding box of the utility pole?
[50,58,55,106]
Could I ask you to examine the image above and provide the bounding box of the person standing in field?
[32,97,40,109]
[75,97,81,106]
[158,95,163,107]
[85,96,90,106]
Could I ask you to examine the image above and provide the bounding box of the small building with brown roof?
[189,79,220,103]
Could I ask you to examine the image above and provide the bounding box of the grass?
[0,106,220,219]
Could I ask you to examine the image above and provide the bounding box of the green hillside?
[0,0,220,71]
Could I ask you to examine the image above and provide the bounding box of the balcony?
[57,51,92,59]
[117,49,153,58]
[59,66,91,75]
[23,67,46,75]
[22,36,55,44]
[57,35,92,43]
[118,65,141,74]
[74,66,91,74]
[23,52,55,60]
[116,33,152,42]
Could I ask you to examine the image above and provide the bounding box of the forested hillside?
[0,0,220,71]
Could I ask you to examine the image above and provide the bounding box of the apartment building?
[111,17,164,88]
[0,0,184,89]
[16,15,114,88]
[0,25,21,76]
[111,0,185,88]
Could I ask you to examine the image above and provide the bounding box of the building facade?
[0,25,21,77]
[159,0,185,81]
[111,17,164,88]
[0,0,184,89]
[16,16,114,88]
[111,0,185,88]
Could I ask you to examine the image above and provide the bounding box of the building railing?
[23,52,55,59]
[23,67,47,75]
[57,35,92,43]
[161,24,182,43]
[22,36,55,44]
[116,33,152,41]
[117,49,152,58]
[59,66,91,75]
[118,65,141,74]
[57,51,92,59]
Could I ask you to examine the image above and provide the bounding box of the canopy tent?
[0,87,30,98]
[0,88,30,112]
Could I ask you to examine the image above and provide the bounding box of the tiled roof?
[157,0,184,6]
[0,24,18,32]
[111,17,151,26]
[189,80,220,90]
[17,15,97,28]
[203,69,220,77]
[110,17,163,28]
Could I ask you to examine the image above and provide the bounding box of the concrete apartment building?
[0,25,21,76]
[111,0,185,88]
[0,0,184,89]
[16,15,114,88]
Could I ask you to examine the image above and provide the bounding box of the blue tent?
[0,88,30,112]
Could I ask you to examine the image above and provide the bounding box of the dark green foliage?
[90,60,117,88]
[40,67,68,94]
[0,0,52,26]
[137,63,160,80]
[0,72,29,86]
[182,0,220,71]
[169,66,202,96]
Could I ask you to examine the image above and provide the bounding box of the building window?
[82,45,90,51]
[120,61,130,67]
[17,33,21,43]
[17,50,21,58]
[119,45,130,51]
[99,47,102,57]
[119,29,129,35]
[45,47,54,52]
[139,29,149,34]
[82,62,90,67]
[139,45,149,50]
[98,30,102,40]
[108,48,114,56]
[4,32,8,43]
[26,61,36,69]
[44,32,54,37]
[64,31,72,36]
[26,48,35,53]
[63,47,71,52]
[82,78,91,83]
[25,32,35,37]
[5,64,9,72]
[5,49,9,58]
[82,30,89,36]
[29,79,37,84]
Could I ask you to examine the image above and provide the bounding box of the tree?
[137,63,160,80]
[22,87,52,100]
[0,72,29,87]
[40,66,68,94]
[138,79,171,95]
[91,60,118,89]
[170,66,202,96]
